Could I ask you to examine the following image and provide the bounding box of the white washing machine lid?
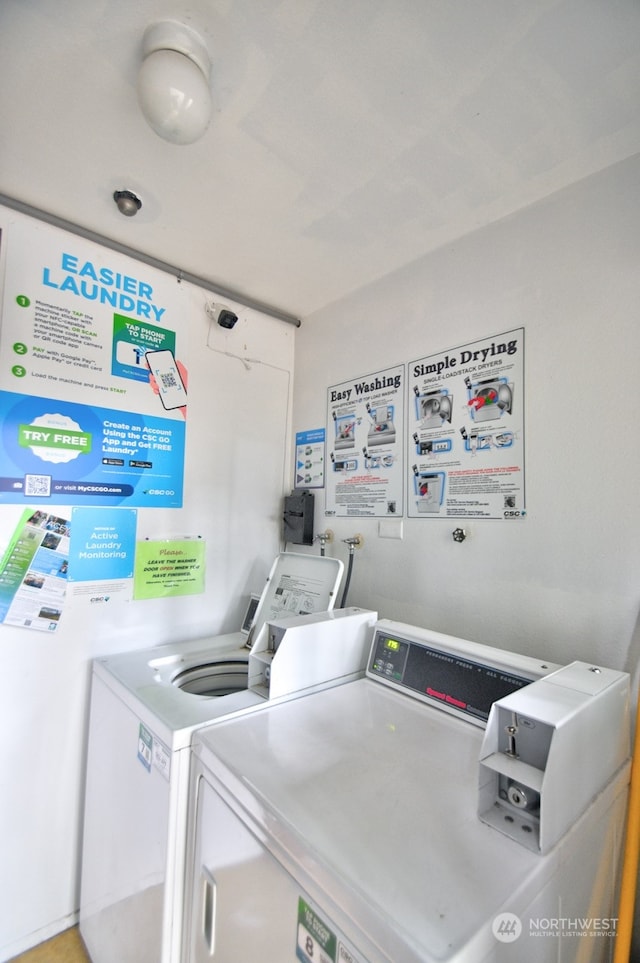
[245,551,344,645]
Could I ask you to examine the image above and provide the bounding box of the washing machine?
[183,620,631,963]
[79,552,375,963]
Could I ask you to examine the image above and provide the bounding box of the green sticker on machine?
[296,897,337,962]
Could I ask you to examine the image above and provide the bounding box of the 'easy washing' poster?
[325,365,405,517]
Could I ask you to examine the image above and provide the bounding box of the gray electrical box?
[283,490,314,545]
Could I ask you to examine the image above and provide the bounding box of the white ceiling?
[1,0,640,322]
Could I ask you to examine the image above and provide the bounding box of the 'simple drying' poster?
[408,329,525,520]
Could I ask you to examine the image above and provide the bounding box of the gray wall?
[293,154,640,678]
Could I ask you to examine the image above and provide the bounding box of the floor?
[9,927,89,963]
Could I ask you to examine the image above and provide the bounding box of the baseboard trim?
[1,912,79,962]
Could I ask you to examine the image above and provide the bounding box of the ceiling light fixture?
[137,21,212,146]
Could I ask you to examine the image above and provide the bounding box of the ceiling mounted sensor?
[137,21,212,145]
[113,189,142,217]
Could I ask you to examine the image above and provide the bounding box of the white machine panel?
[366,619,560,724]
[184,622,630,963]
[249,607,376,699]
[478,660,630,853]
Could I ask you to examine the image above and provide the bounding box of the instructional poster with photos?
[408,329,525,520]
[0,210,188,509]
[325,365,404,517]
[0,508,70,630]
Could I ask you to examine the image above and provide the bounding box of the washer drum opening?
[171,659,249,697]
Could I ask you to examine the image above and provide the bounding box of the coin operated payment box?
[249,607,377,701]
[478,661,630,854]
[283,490,314,545]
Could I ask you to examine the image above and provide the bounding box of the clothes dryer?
[184,620,629,963]
[79,552,368,963]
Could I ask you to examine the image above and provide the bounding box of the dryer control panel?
[367,620,560,727]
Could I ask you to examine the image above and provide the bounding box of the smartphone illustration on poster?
[145,349,187,410]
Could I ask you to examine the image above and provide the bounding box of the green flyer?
[133,538,205,599]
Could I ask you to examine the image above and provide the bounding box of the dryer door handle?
[201,868,217,956]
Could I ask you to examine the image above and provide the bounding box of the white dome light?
[137,21,212,146]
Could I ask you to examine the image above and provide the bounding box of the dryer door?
[185,774,382,963]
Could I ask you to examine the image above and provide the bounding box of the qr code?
[25,474,52,497]
[160,371,177,389]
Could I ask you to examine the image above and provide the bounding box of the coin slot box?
[248,607,377,700]
[478,661,630,854]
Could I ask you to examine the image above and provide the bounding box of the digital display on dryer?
[370,634,410,682]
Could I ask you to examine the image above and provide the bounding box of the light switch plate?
[378,519,403,539]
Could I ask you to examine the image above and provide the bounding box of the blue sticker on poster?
[0,390,185,507]
[295,428,325,489]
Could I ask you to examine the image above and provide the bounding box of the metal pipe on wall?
[0,193,302,328]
